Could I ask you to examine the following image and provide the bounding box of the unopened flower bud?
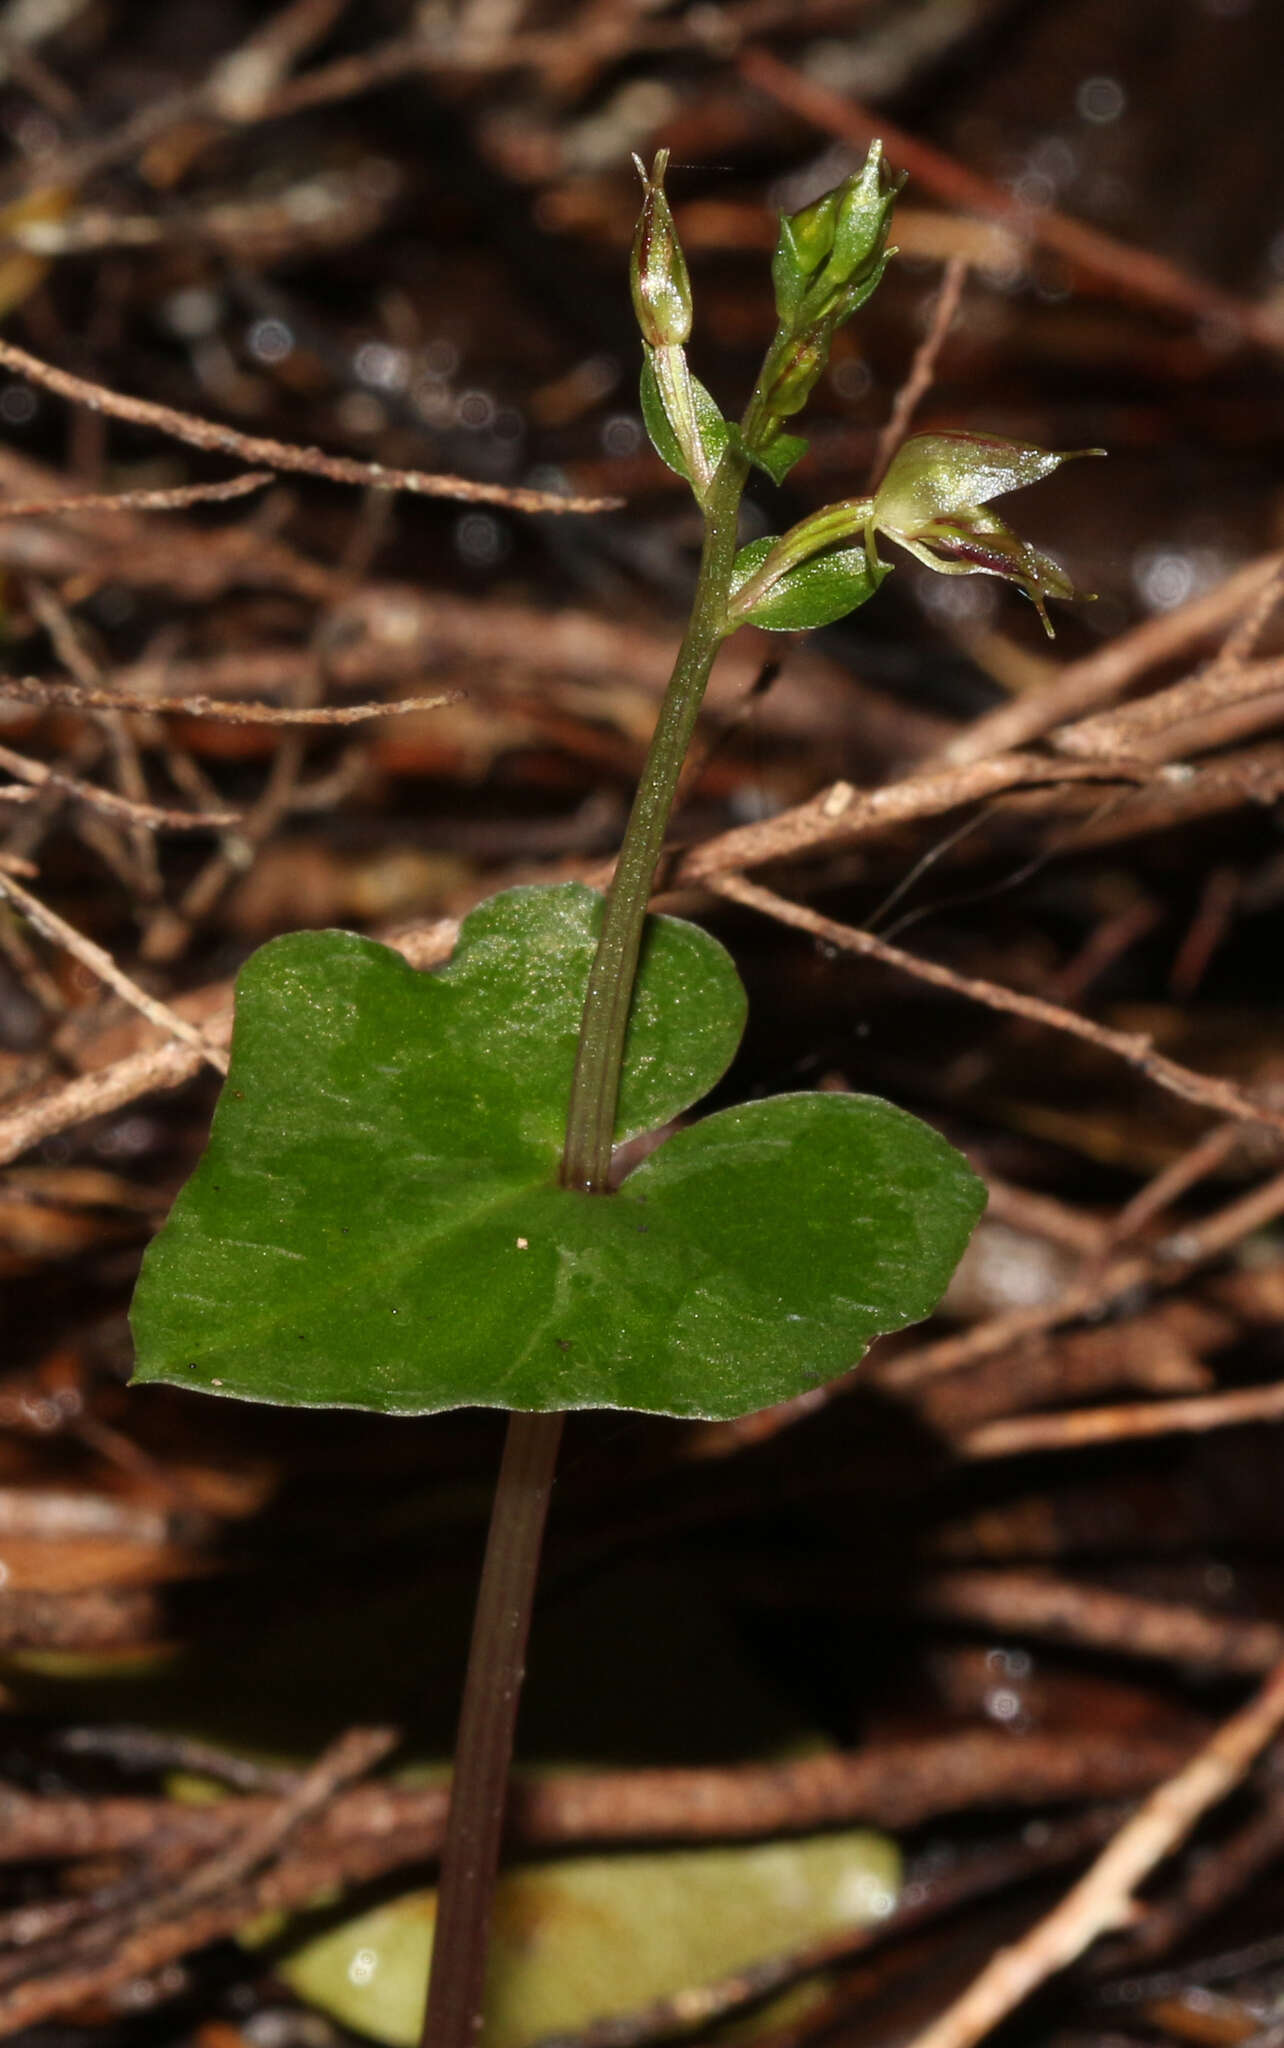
[759,331,827,421]
[772,188,844,322]
[745,144,900,480]
[772,142,899,330]
[630,150,692,349]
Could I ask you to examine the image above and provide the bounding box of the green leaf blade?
[741,546,887,631]
[131,888,981,1419]
[611,1091,985,1414]
[746,429,809,486]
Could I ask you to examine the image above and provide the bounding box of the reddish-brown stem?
[419,1409,564,2048]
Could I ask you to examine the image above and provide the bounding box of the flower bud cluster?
[772,143,899,336]
[742,143,900,481]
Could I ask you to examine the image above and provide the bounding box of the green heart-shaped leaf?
[130,882,982,1419]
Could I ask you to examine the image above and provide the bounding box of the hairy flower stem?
[420,1408,564,2048]
[561,443,748,1193]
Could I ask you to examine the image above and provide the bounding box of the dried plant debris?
[0,3,1283,2046]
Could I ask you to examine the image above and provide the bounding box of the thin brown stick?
[900,1657,1284,2048]
[0,1730,397,2034]
[934,553,1284,768]
[25,579,162,905]
[980,1172,1109,1256]
[1092,1780,1284,1972]
[709,871,1284,1140]
[1151,1164,1284,1266]
[0,906,470,1165]
[0,473,272,519]
[0,1799,1136,2037]
[0,1726,397,1998]
[0,338,618,516]
[0,1585,166,1654]
[223,29,432,122]
[1107,1122,1247,1245]
[0,739,237,829]
[1212,557,1284,670]
[0,1026,229,1166]
[54,1725,296,1792]
[0,871,227,1074]
[677,752,1148,882]
[205,0,353,120]
[0,677,463,723]
[962,1379,1284,1461]
[162,1725,396,1912]
[913,1310,1215,1435]
[913,1569,1284,1676]
[868,255,968,489]
[1055,655,1284,761]
[0,1730,1191,1869]
[891,1159,1284,1398]
[1061,740,1284,849]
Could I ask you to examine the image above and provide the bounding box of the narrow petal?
[893,510,1084,636]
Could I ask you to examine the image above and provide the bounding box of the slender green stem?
[424,432,748,2048]
[420,1409,564,2048]
[560,445,748,1193]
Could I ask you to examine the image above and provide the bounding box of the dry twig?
[0,1731,1190,1869]
[709,871,1284,1140]
[0,871,228,1073]
[0,740,237,829]
[962,1379,1284,1460]
[677,752,1150,882]
[901,1657,1284,2048]
[0,339,618,517]
[524,1812,1126,2048]
[1055,655,1284,761]
[935,553,1284,767]
[0,473,273,518]
[0,676,463,724]
[868,256,969,489]
[913,1569,1284,1677]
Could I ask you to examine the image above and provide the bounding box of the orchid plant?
[130,144,1097,2048]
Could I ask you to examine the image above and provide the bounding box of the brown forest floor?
[3,2,1284,2045]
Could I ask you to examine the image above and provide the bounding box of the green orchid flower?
[726,431,1102,638]
[868,429,1103,635]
